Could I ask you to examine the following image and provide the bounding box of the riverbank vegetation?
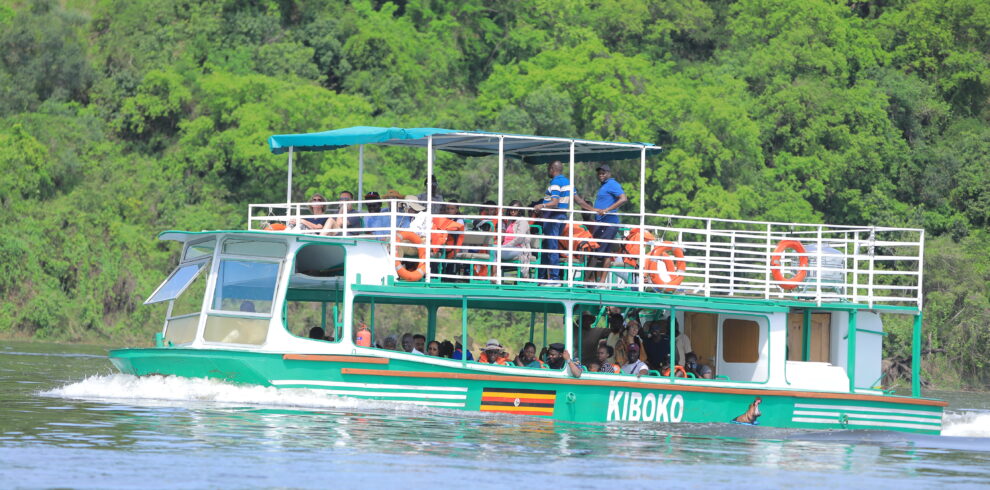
[1,0,988,389]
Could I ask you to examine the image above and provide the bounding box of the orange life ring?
[623,228,655,267]
[662,365,687,377]
[264,223,287,231]
[770,239,808,291]
[645,241,686,291]
[395,231,427,281]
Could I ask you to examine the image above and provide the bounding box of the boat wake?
[941,410,990,438]
[42,373,439,414]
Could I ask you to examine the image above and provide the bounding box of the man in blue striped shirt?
[533,160,571,282]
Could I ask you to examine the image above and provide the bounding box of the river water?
[1,341,989,488]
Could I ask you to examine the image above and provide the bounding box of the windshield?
[211,259,280,314]
[145,261,209,305]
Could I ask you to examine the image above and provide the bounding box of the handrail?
[247,198,925,308]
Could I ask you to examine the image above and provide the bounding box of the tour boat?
[110,126,945,434]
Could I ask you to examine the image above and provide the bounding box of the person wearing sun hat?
[478,339,511,366]
[403,194,430,240]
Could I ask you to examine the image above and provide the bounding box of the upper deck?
[247,197,924,310]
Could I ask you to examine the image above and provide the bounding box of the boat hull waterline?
[109,349,945,434]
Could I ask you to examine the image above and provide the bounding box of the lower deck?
[109,348,946,434]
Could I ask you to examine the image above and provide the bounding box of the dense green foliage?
[1,0,988,387]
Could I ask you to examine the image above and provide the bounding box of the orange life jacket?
[623,228,656,267]
[562,224,600,252]
[431,218,465,256]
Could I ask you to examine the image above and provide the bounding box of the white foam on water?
[41,374,419,413]
[941,410,990,438]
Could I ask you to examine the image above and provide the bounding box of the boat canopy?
[268,126,662,164]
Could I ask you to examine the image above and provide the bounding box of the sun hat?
[404,195,426,212]
[485,339,501,350]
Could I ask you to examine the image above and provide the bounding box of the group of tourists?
[363,307,714,380]
[290,160,631,284]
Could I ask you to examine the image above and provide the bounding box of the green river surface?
[2,340,989,488]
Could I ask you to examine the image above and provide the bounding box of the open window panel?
[351,300,428,352]
[161,261,211,346]
[284,243,348,342]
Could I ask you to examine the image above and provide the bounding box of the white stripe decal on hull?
[793,403,941,418]
[277,388,467,400]
[389,400,466,408]
[272,380,467,392]
[792,410,942,425]
[792,417,942,431]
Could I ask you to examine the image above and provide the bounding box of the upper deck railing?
[248,198,924,309]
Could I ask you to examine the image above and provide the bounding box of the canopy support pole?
[847,309,858,393]
[567,141,575,288]
[496,136,504,284]
[461,297,468,368]
[639,146,646,290]
[358,145,364,211]
[911,313,922,397]
[427,136,434,283]
[286,146,294,207]
[669,308,677,379]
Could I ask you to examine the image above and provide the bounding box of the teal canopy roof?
[268,126,662,163]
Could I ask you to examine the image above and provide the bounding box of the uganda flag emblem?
[480,388,556,416]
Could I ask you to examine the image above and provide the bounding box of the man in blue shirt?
[533,160,571,282]
[362,191,391,238]
[575,164,628,284]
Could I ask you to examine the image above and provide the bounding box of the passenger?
[621,344,649,376]
[546,343,584,378]
[643,320,670,371]
[452,339,474,361]
[308,326,326,340]
[427,340,441,357]
[401,333,424,355]
[323,190,362,235]
[599,312,624,363]
[403,195,430,240]
[624,320,647,362]
[674,319,692,366]
[586,361,601,373]
[416,176,445,213]
[478,339,512,366]
[501,200,533,266]
[596,345,616,374]
[382,335,399,351]
[472,200,497,233]
[685,352,713,379]
[573,164,628,284]
[362,191,391,237]
[292,194,330,231]
[439,340,454,358]
[413,334,427,354]
[514,342,545,368]
[239,301,256,313]
[532,160,571,283]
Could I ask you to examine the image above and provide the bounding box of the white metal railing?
[248,198,925,308]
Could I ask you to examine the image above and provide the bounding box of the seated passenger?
[598,312,624,363]
[621,344,649,376]
[546,343,584,378]
[596,345,617,374]
[514,342,545,368]
[413,334,426,354]
[382,335,399,351]
[452,339,474,361]
[501,200,533,266]
[322,190,362,236]
[290,194,329,231]
[623,320,647,361]
[308,326,326,340]
[586,361,601,372]
[675,320,692,365]
[685,352,713,379]
[643,320,670,371]
[478,339,512,366]
[363,191,391,238]
[401,332,424,355]
[427,340,441,357]
[439,340,454,358]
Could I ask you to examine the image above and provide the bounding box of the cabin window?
[162,260,210,345]
[184,239,216,261]
[223,239,287,258]
[283,244,346,342]
[211,260,279,314]
[146,261,209,305]
[722,319,760,363]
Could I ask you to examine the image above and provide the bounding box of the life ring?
[264,223,287,231]
[662,365,687,377]
[645,241,686,291]
[395,231,427,281]
[770,239,808,291]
